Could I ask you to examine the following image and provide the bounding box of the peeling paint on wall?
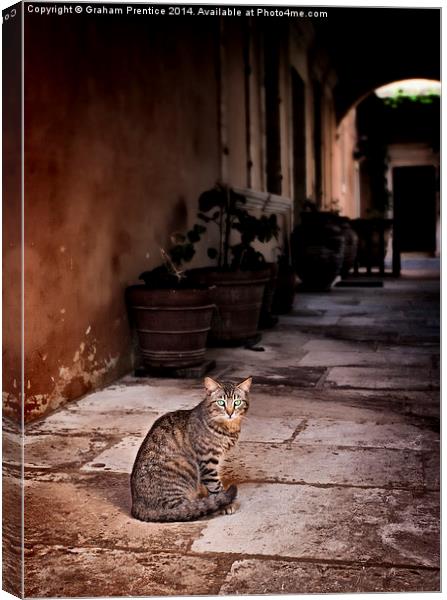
[3,392,20,419]
[25,334,120,420]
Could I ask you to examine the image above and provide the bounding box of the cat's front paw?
[221,501,239,515]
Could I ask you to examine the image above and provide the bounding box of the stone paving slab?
[25,548,225,597]
[277,315,340,326]
[248,389,437,421]
[311,326,402,343]
[26,409,161,437]
[24,435,110,469]
[24,478,207,552]
[239,416,303,442]
[81,417,304,474]
[219,558,440,594]
[207,340,309,367]
[299,350,433,368]
[235,366,326,388]
[2,475,23,596]
[376,343,439,355]
[326,366,438,390]
[206,330,311,370]
[294,418,439,451]
[221,443,424,489]
[191,483,439,567]
[81,437,424,490]
[82,436,141,473]
[337,316,384,327]
[399,331,440,345]
[2,430,22,466]
[209,364,326,387]
[301,339,377,352]
[60,383,201,413]
[422,452,440,491]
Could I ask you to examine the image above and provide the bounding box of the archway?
[311,8,440,123]
[335,78,440,273]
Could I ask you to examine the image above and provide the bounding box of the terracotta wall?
[21,13,221,420]
[2,5,24,596]
[333,108,359,218]
[3,3,23,424]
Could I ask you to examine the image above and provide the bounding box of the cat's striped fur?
[130,376,252,522]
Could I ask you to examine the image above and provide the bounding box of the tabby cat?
[130,376,252,522]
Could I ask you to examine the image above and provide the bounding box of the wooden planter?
[292,212,345,291]
[188,268,269,344]
[126,286,215,369]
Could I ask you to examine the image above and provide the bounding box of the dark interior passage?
[393,166,437,253]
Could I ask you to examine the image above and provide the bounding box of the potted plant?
[125,225,216,371]
[188,184,279,343]
[291,200,345,291]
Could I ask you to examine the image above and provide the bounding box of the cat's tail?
[132,484,238,523]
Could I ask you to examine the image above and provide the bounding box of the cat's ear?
[237,377,252,394]
[204,377,221,395]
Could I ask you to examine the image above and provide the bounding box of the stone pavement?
[11,270,440,596]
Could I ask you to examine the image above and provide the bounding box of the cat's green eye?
[216,399,225,407]
[234,399,242,407]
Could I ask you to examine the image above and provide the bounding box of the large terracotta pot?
[291,212,345,291]
[126,286,215,369]
[188,268,269,343]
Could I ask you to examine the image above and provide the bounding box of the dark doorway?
[291,68,306,222]
[393,166,436,253]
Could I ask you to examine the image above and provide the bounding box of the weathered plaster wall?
[288,23,315,215]
[23,14,220,420]
[3,4,23,423]
[3,7,24,596]
[320,82,338,212]
[223,20,248,189]
[333,108,359,218]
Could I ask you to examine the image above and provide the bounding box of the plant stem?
[218,192,224,269]
[223,186,231,269]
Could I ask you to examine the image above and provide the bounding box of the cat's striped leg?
[199,458,223,494]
